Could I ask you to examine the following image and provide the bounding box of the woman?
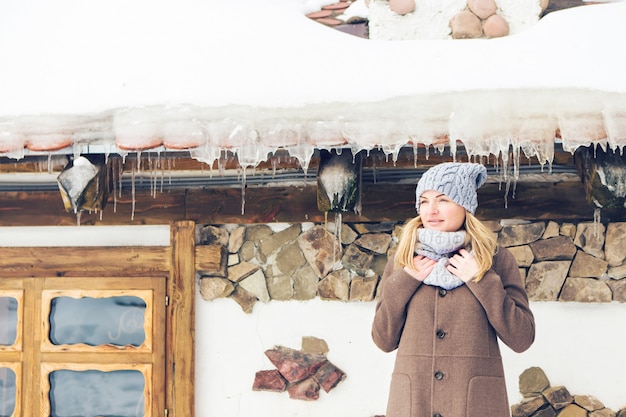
[372,162,535,417]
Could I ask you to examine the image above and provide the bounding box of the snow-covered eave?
[1,1,625,170]
[1,86,624,169]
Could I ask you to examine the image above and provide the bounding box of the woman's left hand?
[446,249,480,282]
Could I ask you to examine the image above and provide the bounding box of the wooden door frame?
[0,220,197,417]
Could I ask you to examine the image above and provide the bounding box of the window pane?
[49,296,146,347]
[0,367,16,417]
[49,369,145,417]
[0,297,18,346]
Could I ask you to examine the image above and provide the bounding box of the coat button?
[436,329,446,339]
[438,288,447,297]
[434,371,444,380]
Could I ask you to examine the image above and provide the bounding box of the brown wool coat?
[372,246,535,417]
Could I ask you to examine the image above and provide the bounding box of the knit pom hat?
[415,162,487,214]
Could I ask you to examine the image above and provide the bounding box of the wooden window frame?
[0,220,198,417]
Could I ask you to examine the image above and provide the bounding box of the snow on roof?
[0,0,625,171]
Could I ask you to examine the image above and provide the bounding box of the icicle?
[160,154,165,193]
[503,177,510,209]
[593,207,602,237]
[136,151,142,173]
[271,156,278,178]
[131,160,136,221]
[112,158,118,213]
[167,156,173,185]
[118,158,124,199]
[240,166,247,215]
[76,211,82,226]
[335,212,343,263]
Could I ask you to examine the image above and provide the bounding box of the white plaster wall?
[196,298,626,416]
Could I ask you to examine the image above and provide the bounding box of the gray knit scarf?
[415,228,467,290]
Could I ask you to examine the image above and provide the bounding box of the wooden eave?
[1,145,622,226]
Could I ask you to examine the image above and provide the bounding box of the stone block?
[298,225,342,278]
[229,285,257,314]
[258,224,301,259]
[574,222,605,259]
[499,222,546,247]
[313,361,346,393]
[608,264,626,279]
[245,224,273,243]
[590,409,617,417]
[266,274,293,301]
[569,251,608,278]
[543,385,574,410]
[199,277,234,301]
[287,377,320,401]
[608,279,626,303]
[239,269,270,303]
[196,224,229,246]
[318,270,351,301]
[542,221,560,239]
[559,277,612,303]
[511,395,548,417]
[519,366,550,398]
[526,261,570,301]
[275,241,306,276]
[265,346,328,384]
[556,404,587,417]
[509,245,535,267]
[605,222,626,266]
[301,336,329,355]
[533,406,557,417]
[228,226,245,253]
[339,223,358,245]
[574,394,605,411]
[227,261,260,282]
[560,223,577,239]
[530,236,577,261]
[293,266,319,301]
[350,275,378,302]
[354,233,392,254]
[341,243,374,275]
[252,369,287,392]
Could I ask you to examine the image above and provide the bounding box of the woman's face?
[418,190,467,232]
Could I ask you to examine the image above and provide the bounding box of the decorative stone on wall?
[252,337,346,401]
[511,367,626,417]
[367,0,547,40]
[197,220,626,313]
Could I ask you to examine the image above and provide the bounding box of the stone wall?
[197,219,626,313]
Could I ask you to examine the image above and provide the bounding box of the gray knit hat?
[415,162,487,214]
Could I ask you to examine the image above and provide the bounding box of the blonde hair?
[394,212,497,283]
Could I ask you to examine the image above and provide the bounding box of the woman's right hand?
[403,255,436,282]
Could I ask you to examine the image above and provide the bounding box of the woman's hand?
[403,255,436,282]
[446,249,480,282]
